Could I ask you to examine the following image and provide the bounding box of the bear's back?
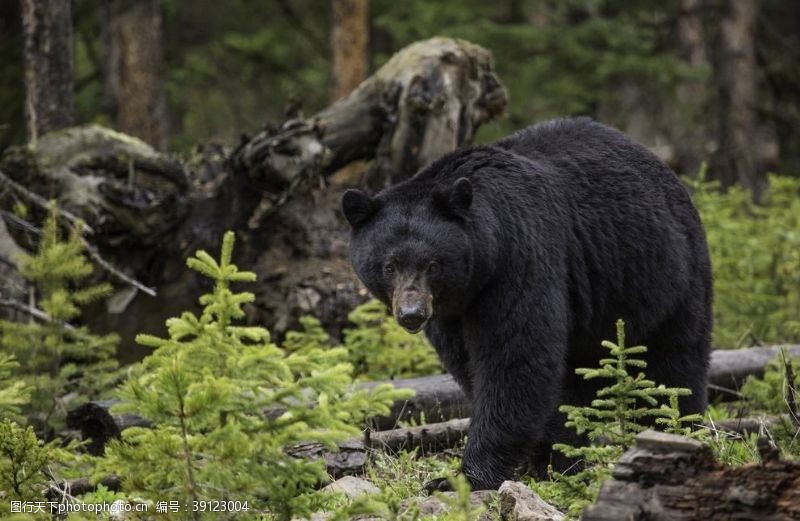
[493,117,672,183]
[492,118,709,344]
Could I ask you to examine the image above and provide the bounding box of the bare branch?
[0,169,93,234]
[81,241,156,297]
[0,297,74,330]
[1,210,156,297]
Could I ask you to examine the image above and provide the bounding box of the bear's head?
[342,177,475,333]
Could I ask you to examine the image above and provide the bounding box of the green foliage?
[706,430,762,467]
[371,0,692,144]
[0,420,53,502]
[79,483,130,514]
[740,351,800,415]
[324,451,487,521]
[0,419,80,519]
[366,449,461,507]
[97,231,412,520]
[63,0,696,151]
[704,407,797,466]
[654,391,705,438]
[559,320,702,446]
[532,320,700,518]
[0,204,119,435]
[0,354,30,420]
[343,300,441,380]
[734,348,800,460]
[689,171,800,348]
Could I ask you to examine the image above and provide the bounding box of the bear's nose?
[397,304,428,332]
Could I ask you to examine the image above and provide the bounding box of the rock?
[498,481,564,521]
[322,476,380,499]
[412,495,449,517]
[402,490,495,517]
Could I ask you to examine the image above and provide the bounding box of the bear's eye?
[428,261,440,275]
[383,262,395,276]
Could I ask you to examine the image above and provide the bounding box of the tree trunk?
[21,0,74,144]
[670,0,712,175]
[103,0,168,151]
[711,0,762,193]
[331,0,369,101]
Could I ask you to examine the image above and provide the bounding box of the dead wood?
[582,430,800,520]
[287,418,471,478]
[366,343,800,428]
[65,344,800,456]
[0,37,506,358]
[234,37,506,190]
[710,415,790,436]
[45,475,122,502]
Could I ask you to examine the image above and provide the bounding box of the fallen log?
[709,343,800,397]
[369,343,800,428]
[366,417,470,454]
[582,430,800,520]
[294,412,798,474]
[0,37,507,358]
[286,418,471,478]
[58,414,799,493]
[364,372,471,430]
[710,415,790,436]
[235,37,506,190]
[66,344,800,455]
[64,416,467,485]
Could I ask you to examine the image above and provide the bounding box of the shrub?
[0,419,80,519]
[0,354,30,421]
[343,299,441,381]
[689,172,800,348]
[740,350,800,415]
[97,232,412,520]
[0,204,119,437]
[532,320,701,518]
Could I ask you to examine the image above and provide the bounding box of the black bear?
[342,117,712,491]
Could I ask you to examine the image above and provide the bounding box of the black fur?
[343,117,713,490]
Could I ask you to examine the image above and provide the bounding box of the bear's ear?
[342,189,377,228]
[434,177,472,217]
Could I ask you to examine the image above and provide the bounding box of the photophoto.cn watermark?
[11,500,148,516]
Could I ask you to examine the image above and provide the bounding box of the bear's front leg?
[460,291,568,490]
[425,318,473,399]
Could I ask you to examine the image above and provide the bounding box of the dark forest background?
[2,0,799,190]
